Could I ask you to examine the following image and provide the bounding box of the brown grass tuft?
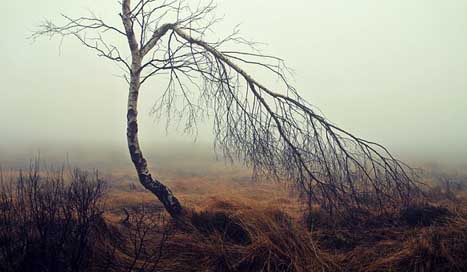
[156,201,338,272]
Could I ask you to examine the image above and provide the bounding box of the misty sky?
[1,0,466,166]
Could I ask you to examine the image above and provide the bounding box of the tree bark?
[126,73,184,218]
[123,0,184,218]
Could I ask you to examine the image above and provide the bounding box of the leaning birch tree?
[34,0,422,218]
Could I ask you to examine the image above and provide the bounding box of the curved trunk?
[126,70,184,218]
[122,0,183,218]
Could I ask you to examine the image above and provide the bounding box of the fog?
[1,0,466,169]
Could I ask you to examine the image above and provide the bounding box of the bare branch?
[164,27,423,213]
[33,0,425,217]
[32,14,131,71]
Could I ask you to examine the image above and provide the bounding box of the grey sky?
[1,0,466,166]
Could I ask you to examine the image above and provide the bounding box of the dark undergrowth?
[1,165,466,272]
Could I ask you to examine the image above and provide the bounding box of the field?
[2,158,466,272]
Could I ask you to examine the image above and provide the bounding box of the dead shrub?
[0,163,105,272]
[94,205,174,272]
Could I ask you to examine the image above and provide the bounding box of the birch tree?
[33,0,422,218]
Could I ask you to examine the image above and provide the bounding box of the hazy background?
[1,0,466,170]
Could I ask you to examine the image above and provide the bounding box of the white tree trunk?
[126,68,184,218]
[123,0,183,218]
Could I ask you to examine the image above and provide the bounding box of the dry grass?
[92,166,467,272]
[3,163,467,271]
[98,198,467,272]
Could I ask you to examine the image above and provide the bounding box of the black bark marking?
[128,120,138,134]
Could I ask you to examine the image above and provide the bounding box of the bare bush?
[96,205,174,272]
[0,162,106,272]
